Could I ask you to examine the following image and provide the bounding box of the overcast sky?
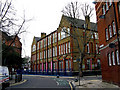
[12,0,96,58]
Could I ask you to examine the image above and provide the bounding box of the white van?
[0,66,9,84]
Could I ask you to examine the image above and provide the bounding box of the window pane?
[105,29,108,40]
[112,22,116,35]
[116,50,120,65]
[112,52,115,65]
[108,53,112,66]
[103,5,105,15]
[109,25,112,38]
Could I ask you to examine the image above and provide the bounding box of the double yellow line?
[10,79,27,86]
[69,81,73,90]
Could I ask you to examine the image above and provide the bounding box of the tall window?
[55,32,57,42]
[55,46,57,56]
[87,43,90,53]
[58,32,61,40]
[66,43,68,53]
[44,50,46,59]
[67,28,70,36]
[112,52,115,65]
[50,36,51,45]
[68,42,70,53]
[112,22,116,35]
[50,49,51,57]
[53,47,55,56]
[61,45,63,54]
[33,45,36,52]
[37,42,39,50]
[53,33,54,43]
[96,43,98,54]
[116,50,120,65]
[59,45,61,55]
[105,28,109,40]
[103,5,105,15]
[48,49,49,58]
[48,37,49,45]
[66,60,68,71]
[64,44,65,54]
[108,53,112,66]
[109,25,112,38]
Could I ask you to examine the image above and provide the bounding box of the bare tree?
[0,0,28,53]
[62,1,96,86]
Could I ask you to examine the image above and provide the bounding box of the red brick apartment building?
[31,15,100,76]
[95,1,120,86]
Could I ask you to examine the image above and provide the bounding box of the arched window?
[112,52,115,65]
[116,50,120,65]
[112,21,116,35]
[108,53,112,66]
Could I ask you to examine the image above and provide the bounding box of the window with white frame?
[87,43,90,53]
[64,44,65,54]
[50,35,51,45]
[37,42,39,50]
[112,52,115,65]
[53,33,54,43]
[66,43,68,53]
[112,21,116,35]
[44,38,46,47]
[105,28,109,40]
[68,42,70,53]
[58,32,61,40]
[109,25,112,38]
[116,50,120,65]
[106,2,108,11]
[61,31,65,39]
[59,45,61,55]
[55,32,57,42]
[108,53,112,66]
[33,45,36,52]
[48,37,49,45]
[103,5,105,15]
[94,32,98,39]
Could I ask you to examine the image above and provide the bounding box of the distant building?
[95,1,120,86]
[31,15,100,75]
[2,31,22,70]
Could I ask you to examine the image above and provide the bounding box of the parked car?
[0,66,10,89]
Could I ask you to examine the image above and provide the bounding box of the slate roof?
[63,15,97,31]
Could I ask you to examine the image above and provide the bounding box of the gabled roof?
[63,15,97,31]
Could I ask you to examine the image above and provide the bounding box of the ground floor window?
[59,61,63,71]
[97,59,101,70]
[44,63,46,71]
[66,60,68,71]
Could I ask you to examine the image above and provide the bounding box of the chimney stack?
[41,32,46,38]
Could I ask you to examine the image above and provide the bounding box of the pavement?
[5,75,120,89]
[72,75,120,88]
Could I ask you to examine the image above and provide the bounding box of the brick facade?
[31,15,100,76]
[95,1,120,86]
